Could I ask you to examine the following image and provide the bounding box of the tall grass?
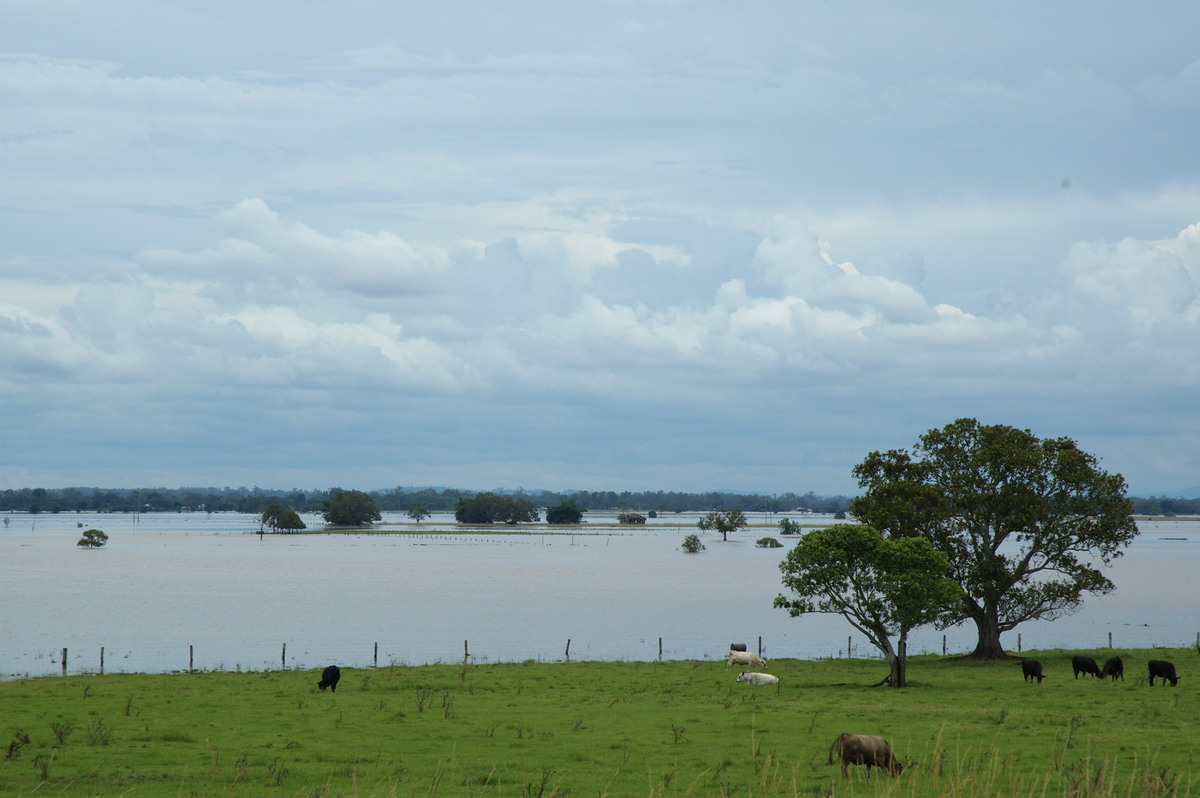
[0,648,1195,796]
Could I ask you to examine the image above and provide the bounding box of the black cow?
[1102,656,1124,681]
[1021,658,1044,683]
[1072,655,1102,679]
[1148,660,1179,687]
[317,665,341,692]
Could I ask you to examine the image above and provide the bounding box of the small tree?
[406,504,431,523]
[774,523,960,687]
[322,489,382,527]
[697,508,747,542]
[77,528,108,548]
[681,534,706,553]
[756,537,783,548]
[778,518,801,535]
[545,499,584,525]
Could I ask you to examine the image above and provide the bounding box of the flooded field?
[2,512,1195,678]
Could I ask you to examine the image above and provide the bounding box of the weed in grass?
[5,730,30,760]
[87,716,113,745]
[49,719,73,744]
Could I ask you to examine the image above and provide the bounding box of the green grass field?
[1,648,1196,797]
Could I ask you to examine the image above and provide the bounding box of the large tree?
[322,489,382,527]
[850,418,1138,660]
[774,524,960,687]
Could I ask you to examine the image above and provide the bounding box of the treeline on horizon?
[1,485,1196,518]
[3,485,855,516]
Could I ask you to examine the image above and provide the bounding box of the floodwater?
[1,512,1195,679]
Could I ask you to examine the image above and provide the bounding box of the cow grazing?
[1148,660,1179,687]
[830,733,905,778]
[1072,655,1102,679]
[1102,656,1124,681]
[726,650,767,670]
[1021,658,1044,683]
[736,672,780,685]
[317,665,341,692]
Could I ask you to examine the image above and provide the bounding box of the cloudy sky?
[3,1,1199,497]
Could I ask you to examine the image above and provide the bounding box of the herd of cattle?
[310,649,1181,781]
[724,647,1183,779]
[1021,654,1180,686]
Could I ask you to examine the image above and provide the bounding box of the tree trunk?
[967,611,1010,659]
[889,636,907,687]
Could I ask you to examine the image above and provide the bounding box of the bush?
[681,534,705,553]
[756,536,783,548]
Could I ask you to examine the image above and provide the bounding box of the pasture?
[0,648,1196,797]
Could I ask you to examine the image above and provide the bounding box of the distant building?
[618,512,646,525]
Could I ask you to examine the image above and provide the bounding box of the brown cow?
[829,733,905,778]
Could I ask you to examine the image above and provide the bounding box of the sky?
[3,1,1199,497]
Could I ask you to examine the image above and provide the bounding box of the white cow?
[736,671,779,685]
[726,650,767,669]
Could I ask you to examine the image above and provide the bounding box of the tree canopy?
[321,489,382,527]
[850,417,1138,659]
[775,523,960,687]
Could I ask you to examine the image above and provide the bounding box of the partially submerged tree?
[775,524,960,687]
[77,528,109,548]
[406,504,431,523]
[681,533,705,553]
[697,508,747,542]
[261,504,306,534]
[851,417,1138,659]
[454,493,539,525]
[322,489,382,527]
[545,499,584,525]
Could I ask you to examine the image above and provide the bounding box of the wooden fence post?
[61,647,67,676]
[374,642,378,667]
[282,643,286,668]
[189,645,194,672]
[100,646,105,675]
[565,639,571,660]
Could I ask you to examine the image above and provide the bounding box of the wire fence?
[6,625,1195,681]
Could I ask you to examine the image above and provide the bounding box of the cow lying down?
[726,650,767,670]
[830,733,907,778]
[736,671,779,685]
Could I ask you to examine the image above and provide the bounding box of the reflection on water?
[1,512,1195,678]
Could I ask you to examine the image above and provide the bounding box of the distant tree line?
[0,486,857,516]
[2,484,1192,517]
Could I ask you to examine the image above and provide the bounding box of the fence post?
[189,645,194,673]
[758,635,763,657]
[463,640,469,662]
[565,639,571,660]
[282,643,286,668]
[658,637,662,660]
[942,635,946,656]
[61,647,67,676]
[847,636,851,658]
[374,642,378,667]
[1108,632,1113,648]
[1017,634,1022,652]
[100,646,105,675]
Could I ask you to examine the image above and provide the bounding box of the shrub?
[756,536,783,548]
[681,534,705,553]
